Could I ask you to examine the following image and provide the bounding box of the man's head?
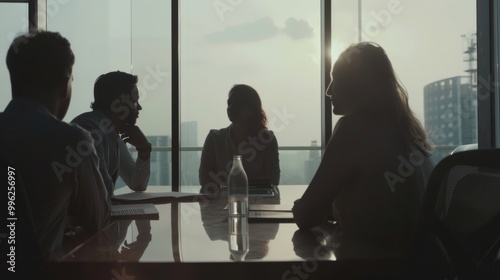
[91,71,141,127]
[6,31,75,119]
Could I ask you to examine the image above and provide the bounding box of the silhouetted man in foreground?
[0,31,110,260]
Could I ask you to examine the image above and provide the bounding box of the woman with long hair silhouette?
[293,43,434,246]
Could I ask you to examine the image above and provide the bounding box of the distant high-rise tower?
[424,34,477,161]
[181,121,199,186]
[424,76,476,145]
[116,135,171,188]
[147,135,171,186]
[304,140,321,182]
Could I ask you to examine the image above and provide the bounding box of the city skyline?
[120,132,322,186]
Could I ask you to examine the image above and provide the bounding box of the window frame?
[477,0,496,149]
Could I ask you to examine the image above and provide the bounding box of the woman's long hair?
[337,42,433,155]
[229,84,267,136]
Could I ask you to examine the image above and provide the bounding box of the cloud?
[204,17,280,43]
[204,17,314,44]
[283,18,314,40]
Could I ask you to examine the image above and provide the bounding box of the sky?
[0,0,477,147]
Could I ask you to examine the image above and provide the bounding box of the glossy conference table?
[47,185,409,280]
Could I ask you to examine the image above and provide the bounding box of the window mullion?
[172,0,180,191]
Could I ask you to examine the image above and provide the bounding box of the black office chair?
[408,149,500,279]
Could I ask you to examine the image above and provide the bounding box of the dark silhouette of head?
[6,31,74,119]
[91,71,141,126]
[327,42,398,115]
[227,84,267,135]
[327,42,432,154]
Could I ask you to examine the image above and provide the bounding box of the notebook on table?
[223,203,294,223]
[111,203,159,220]
[248,210,294,223]
[219,180,280,197]
[248,203,294,223]
[111,191,206,204]
[249,204,293,212]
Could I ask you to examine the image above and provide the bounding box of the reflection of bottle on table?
[228,216,249,262]
[200,198,279,261]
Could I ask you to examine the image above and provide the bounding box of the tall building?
[304,140,321,183]
[114,135,171,189]
[424,34,477,162]
[181,121,199,186]
[116,121,200,188]
[424,76,477,161]
[279,151,309,185]
[147,135,171,186]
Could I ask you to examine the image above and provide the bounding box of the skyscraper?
[115,135,171,188]
[304,140,321,183]
[424,34,477,162]
[181,121,199,186]
[147,135,171,186]
[424,76,477,161]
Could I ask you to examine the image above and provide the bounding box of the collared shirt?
[0,98,110,258]
[199,125,280,190]
[71,109,150,195]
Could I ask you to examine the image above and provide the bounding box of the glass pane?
[130,0,172,137]
[47,0,172,189]
[180,0,322,187]
[331,0,477,164]
[130,0,172,188]
[279,149,321,184]
[47,0,132,122]
[0,3,29,110]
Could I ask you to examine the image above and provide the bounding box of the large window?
[0,2,29,109]
[180,0,323,187]
[2,0,494,189]
[46,0,172,189]
[331,0,477,163]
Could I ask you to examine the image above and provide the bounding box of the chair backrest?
[412,149,500,278]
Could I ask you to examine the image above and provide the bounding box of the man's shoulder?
[52,119,95,145]
[0,107,90,140]
[0,111,94,165]
[71,111,99,125]
[71,110,114,133]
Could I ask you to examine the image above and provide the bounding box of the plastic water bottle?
[227,155,248,217]
[228,216,249,262]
